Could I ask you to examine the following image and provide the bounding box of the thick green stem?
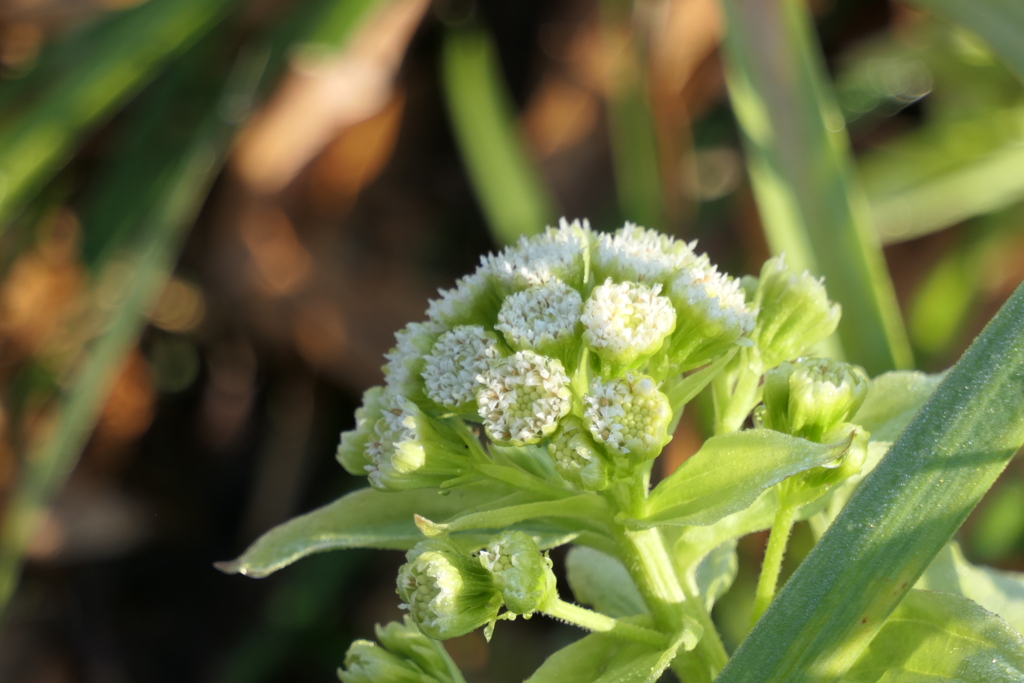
[543,598,671,648]
[751,501,798,625]
[614,526,729,683]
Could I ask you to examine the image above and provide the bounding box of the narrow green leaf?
[672,489,778,571]
[441,28,555,246]
[918,541,1024,636]
[719,0,912,375]
[639,429,852,528]
[840,590,1024,683]
[0,0,237,226]
[526,617,685,683]
[852,371,943,443]
[691,540,739,612]
[424,495,612,536]
[215,487,496,578]
[566,546,648,618]
[717,281,1024,683]
[906,0,1024,84]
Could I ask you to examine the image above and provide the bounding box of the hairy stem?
[713,359,762,435]
[751,501,798,625]
[543,599,671,648]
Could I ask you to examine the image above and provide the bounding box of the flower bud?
[478,531,558,615]
[476,351,572,445]
[547,416,611,491]
[482,218,591,294]
[752,255,841,369]
[374,617,456,680]
[495,280,583,369]
[662,261,755,371]
[583,373,673,462]
[337,386,385,476]
[759,357,869,442]
[591,222,700,285]
[365,390,472,491]
[338,640,426,683]
[421,325,503,412]
[397,539,502,640]
[581,279,676,373]
[426,268,502,329]
[382,321,444,403]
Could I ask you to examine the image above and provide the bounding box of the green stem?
[751,501,798,625]
[543,598,671,648]
[713,355,762,435]
[614,526,729,683]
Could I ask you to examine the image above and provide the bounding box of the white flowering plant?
[218,220,1024,683]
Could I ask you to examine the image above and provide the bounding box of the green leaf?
[419,495,612,537]
[690,540,739,612]
[672,489,778,571]
[906,0,1024,85]
[526,617,685,683]
[217,486,519,578]
[719,0,912,375]
[716,281,1024,683]
[639,429,852,528]
[566,546,647,618]
[441,28,555,246]
[853,372,943,443]
[0,0,238,226]
[918,541,1024,636]
[840,590,1024,683]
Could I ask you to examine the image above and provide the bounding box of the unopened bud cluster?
[338,617,460,683]
[338,219,768,492]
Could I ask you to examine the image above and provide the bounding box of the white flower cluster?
[339,218,757,490]
[583,373,672,460]
[477,351,572,445]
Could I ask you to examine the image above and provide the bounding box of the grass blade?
[907,0,1024,84]
[0,0,237,227]
[716,280,1024,683]
[0,42,266,617]
[719,0,912,375]
[441,28,556,245]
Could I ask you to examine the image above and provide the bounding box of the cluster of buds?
[396,533,557,640]
[338,617,462,683]
[337,219,762,492]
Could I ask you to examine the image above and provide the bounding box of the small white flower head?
[753,255,841,369]
[382,321,444,400]
[547,416,611,491]
[759,357,869,442]
[581,279,677,371]
[426,268,501,328]
[583,373,673,462]
[422,325,503,411]
[495,280,583,364]
[592,222,700,284]
[476,351,572,446]
[397,539,502,640]
[364,389,470,491]
[337,386,385,476]
[482,218,591,293]
[478,531,557,615]
[664,261,756,369]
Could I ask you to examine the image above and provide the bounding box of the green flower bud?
[752,255,841,369]
[338,640,425,683]
[397,539,502,640]
[421,325,503,413]
[365,390,472,491]
[426,268,502,329]
[581,279,676,373]
[495,280,583,369]
[591,222,700,285]
[337,386,385,476]
[483,218,591,294]
[476,351,572,445]
[382,321,444,404]
[660,260,755,371]
[583,373,673,462]
[478,531,558,615]
[374,617,456,681]
[759,358,869,442]
[547,416,611,491]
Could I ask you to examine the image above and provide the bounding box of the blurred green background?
[0,0,1022,681]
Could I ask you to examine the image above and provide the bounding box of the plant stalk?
[750,501,798,625]
[543,599,671,648]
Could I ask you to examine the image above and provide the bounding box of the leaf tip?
[414,514,447,538]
